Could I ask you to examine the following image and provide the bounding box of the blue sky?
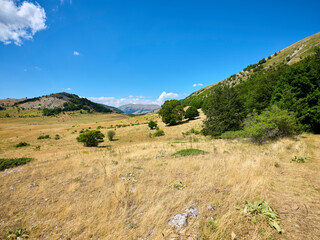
[0,0,319,106]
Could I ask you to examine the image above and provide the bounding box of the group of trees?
[158,100,199,125]
[200,47,320,142]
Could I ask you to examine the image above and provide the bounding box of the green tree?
[202,84,245,136]
[148,120,157,129]
[158,100,185,125]
[77,130,104,147]
[272,48,320,133]
[185,106,199,120]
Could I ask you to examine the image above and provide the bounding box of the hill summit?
[12,92,115,113]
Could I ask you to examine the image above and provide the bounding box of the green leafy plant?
[291,156,306,163]
[6,228,29,240]
[14,142,30,148]
[172,148,207,156]
[77,130,105,147]
[169,181,186,190]
[107,130,116,141]
[238,200,283,233]
[54,134,60,140]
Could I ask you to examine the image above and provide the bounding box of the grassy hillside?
[0,112,320,239]
[182,32,320,108]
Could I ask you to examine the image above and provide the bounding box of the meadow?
[0,112,319,239]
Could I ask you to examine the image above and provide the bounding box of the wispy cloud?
[73,51,80,56]
[60,0,72,5]
[88,91,179,107]
[0,0,47,45]
[65,88,72,91]
[193,83,203,87]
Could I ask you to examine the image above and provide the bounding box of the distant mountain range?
[0,93,160,115]
[1,92,117,113]
[118,104,160,115]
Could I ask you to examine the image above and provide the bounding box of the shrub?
[185,106,199,120]
[220,130,246,139]
[107,130,116,141]
[154,129,165,137]
[243,105,297,143]
[172,148,207,156]
[158,100,185,125]
[77,130,105,147]
[37,135,50,140]
[0,158,33,171]
[55,134,60,140]
[15,142,30,148]
[148,120,157,130]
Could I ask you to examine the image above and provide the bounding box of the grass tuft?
[172,148,207,156]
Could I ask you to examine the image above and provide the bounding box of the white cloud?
[65,88,72,91]
[73,51,80,56]
[193,83,203,87]
[0,0,46,45]
[88,91,179,107]
[155,91,179,105]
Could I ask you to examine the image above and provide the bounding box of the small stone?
[207,205,215,211]
[185,206,199,217]
[29,183,38,188]
[44,198,49,201]
[129,187,137,193]
[168,213,188,228]
[62,181,71,185]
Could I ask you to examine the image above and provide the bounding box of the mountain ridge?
[118,103,160,115]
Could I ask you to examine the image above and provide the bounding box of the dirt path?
[270,135,320,239]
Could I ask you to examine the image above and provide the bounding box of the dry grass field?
[0,112,319,239]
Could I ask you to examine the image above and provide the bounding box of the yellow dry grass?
[0,112,319,239]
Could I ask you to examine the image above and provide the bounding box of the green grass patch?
[0,157,33,171]
[172,148,207,157]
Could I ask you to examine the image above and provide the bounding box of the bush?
[243,105,297,143]
[15,142,30,148]
[172,148,207,156]
[154,129,165,137]
[107,130,116,141]
[55,134,60,140]
[37,135,50,140]
[220,130,246,139]
[0,158,33,171]
[77,130,105,147]
[148,120,157,130]
[185,106,199,120]
[158,100,185,125]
